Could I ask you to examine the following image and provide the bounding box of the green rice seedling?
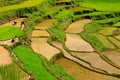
[0,63,27,80]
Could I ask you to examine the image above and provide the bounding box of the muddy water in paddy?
[0,46,12,65]
[54,57,120,80]
[34,19,55,30]
[74,52,120,74]
[65,34,94,52]
[102,50,120,67]
[65,19,91,33]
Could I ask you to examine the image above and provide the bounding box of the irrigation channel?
[30,18,120,79]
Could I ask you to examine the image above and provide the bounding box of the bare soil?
[65,19,91,33]
[54,57,120,80]
[0,18,25,28]
[0,46,12,65]
[65,34,94,51]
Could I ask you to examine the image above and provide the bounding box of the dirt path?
[65,34,94,52]
[65,19,91,33]
[54,57,120,80]
[0,46,12,65]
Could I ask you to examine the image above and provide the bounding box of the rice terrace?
[1,0,120,80]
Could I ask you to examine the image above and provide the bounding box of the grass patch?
[80,32,106,51]
[0,26,24,41]
[93,33,116,49]
[97,27,117,36]
[13,45,57,80]
[0,63,27,80]
[84,22,103,33]
[108,36,120,48]
[80,0,120,11]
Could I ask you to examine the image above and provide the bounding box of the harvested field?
[102,50,120,67]
[74,52,120,74]
[65,19,91,33]
[31,30,49,37]
[65,34,94,52]
[31,38,60,60]
[54,57,120,80]
[34,19,55,30]
[20,76,30,80]
[0,46,12,65]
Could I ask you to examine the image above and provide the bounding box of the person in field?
[13,20,17,25]
[20,20,26,29]
[11,35,17,43]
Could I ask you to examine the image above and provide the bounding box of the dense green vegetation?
[13,46,57,80]
[80,0,120,11]
[0,63,27,80]
[0,26,24,41]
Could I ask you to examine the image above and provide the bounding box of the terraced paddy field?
[54,57,120,80]
[1,0,120,80]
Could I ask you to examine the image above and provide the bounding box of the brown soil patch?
[115,35,120,40]
[31,30,49,37]
[0,18,25,28]
[74,52,120,74]
[54,57,120,80]
[65,34,94,51]
[65,19,91,33]
[31,38,60,60]
[102,50,120,67]
[34,19,55,30]
[0,46,12,65]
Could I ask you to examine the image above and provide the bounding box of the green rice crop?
[97,27,117,36]
[80,0,120,11]
[0,63,27,80]
[0,26,24,41]
[13,45,57,80]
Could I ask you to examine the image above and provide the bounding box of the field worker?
[13,20,17,25]
[11,35,17,43]
[20,20,26,29]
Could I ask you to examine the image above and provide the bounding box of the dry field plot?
[65,34,94,52]
[65,19,91,33]
[31,30,49,37]
[115,35,120,40]
[0,18,25,28]
[0,46,12,65]
[34,19,55,30]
